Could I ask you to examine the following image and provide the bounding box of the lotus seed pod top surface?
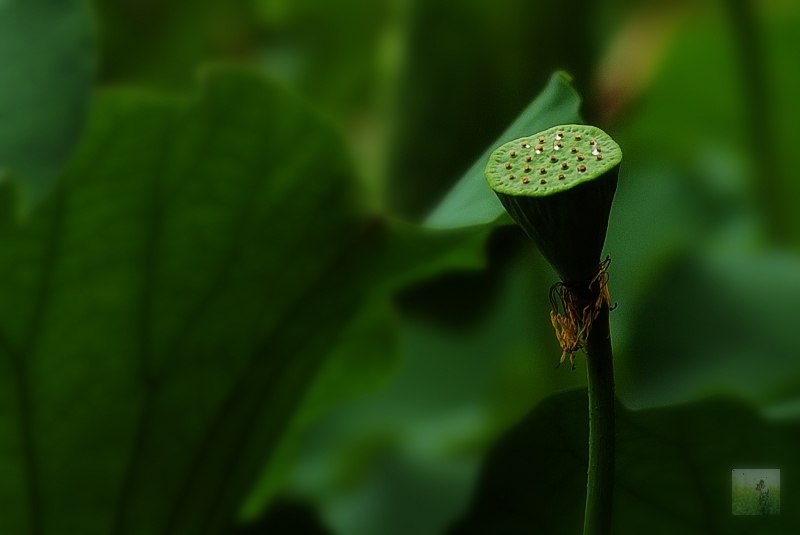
[485,124,621,197]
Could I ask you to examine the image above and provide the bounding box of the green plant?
[485,124,621,535]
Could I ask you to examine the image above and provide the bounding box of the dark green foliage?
[451,389,800,534]
[0,0,94,200]
[4,1,800,534]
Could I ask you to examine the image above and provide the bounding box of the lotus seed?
[556,131,564,140]
[558,173,566,180]
[596,154,603,161]
[561,162,569,169]
[589,139,596,145]
[522,142,531,148]
[535,145,544,154]
[574,134,582,141]
[540,167,547,174]
[522,176,530,184]
[550,155,558,163]
[578,164,587,172]
[577,154,585,161]
[524,164,532,172]
[540,178,547,184]
[505,162,512,169]
[526,155,533,162]
[554,141,563,150]
[510,151,517,158]
[509,174,516,180]
[571,147,578,153]
[539,137,546,143]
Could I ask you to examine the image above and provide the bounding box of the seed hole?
[558,174,566,180]
[522,142,531,149]
[578,164,587,173]
[589,139,596,146]
[574,134,582,141]
[571,147,578,153]
[522,176,530,184]
[596,154,603,161]
[577,154,585,161]
[553,141,563,150]
[524,164,532,172]
[508,174,516,180]
[540,179,547,184]
[538,137,546,144]
[561,162,569,169]
[510,151,517,158]
[526,155,532,162]
[549,155,558,163]
[504,162,512,169]
[539,167,547,174]
[555,131,564,140]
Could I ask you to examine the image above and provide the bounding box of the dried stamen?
[550,257,612,369]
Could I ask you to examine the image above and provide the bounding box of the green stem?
[583,303,615,535]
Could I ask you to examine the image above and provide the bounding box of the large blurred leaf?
[425,72,582,230]
[452,388,800,534]
[0,66,489,535]
[619,250,800,410]
[0,0,94,200]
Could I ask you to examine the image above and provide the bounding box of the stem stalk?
[583,303,615,535]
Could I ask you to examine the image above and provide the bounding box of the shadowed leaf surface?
[451,389,800,534]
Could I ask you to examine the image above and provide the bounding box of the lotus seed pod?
[485,124,621,283]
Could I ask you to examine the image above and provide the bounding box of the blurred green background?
[1,0,800,533]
